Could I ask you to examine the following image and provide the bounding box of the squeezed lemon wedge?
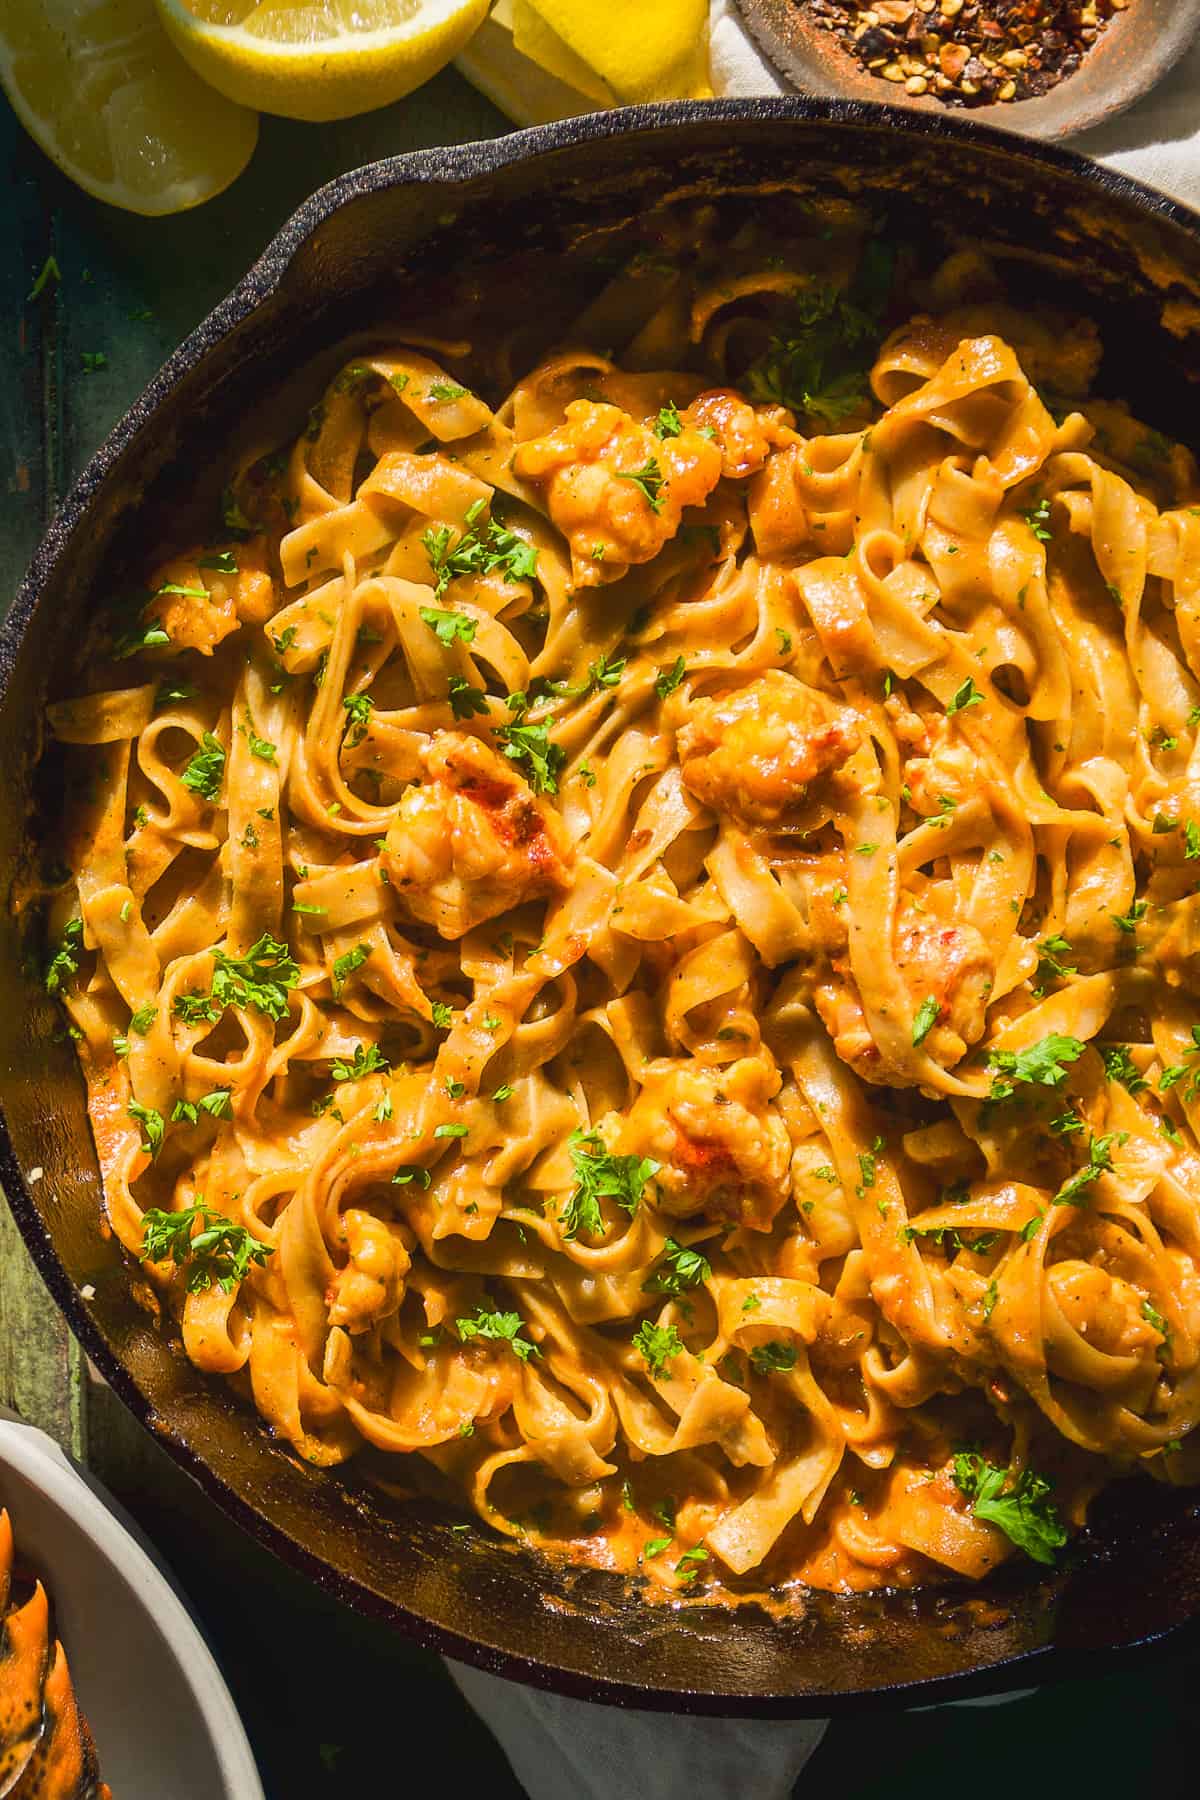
[516,0,711,104]
[510,0,613,105]
[0,0,258,216]
[153,0,491,122]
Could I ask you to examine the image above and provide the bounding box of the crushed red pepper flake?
[801,0,1130,106]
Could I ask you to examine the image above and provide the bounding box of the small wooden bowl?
[733,0,1200,139]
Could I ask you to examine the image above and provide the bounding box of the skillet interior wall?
[4,107,1200,1709]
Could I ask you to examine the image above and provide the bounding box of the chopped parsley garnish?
[1052,1131,1121,1207]
[392,1167,432,1188]
[1112,899,1148,934]
[951,1451,1067,1564]
[1022,497,1052,542]
[496,720,565,795]
[155,581,208,601]
[1142,1298,1170,1353]
[946,676,984,716]
[1101,1044,1147,1095]
[154,678,198,711]
[643,1237,712,1298]
[180,732,226,802]
[45,918,84,995]
[1186,821,1200,861]
[901,1221,998,1255]
[457,1303,539,1361]
[27,255,60,301]
[912,995,940,1047]
[434,1122,469,1139]
[247,729,276,764]
[615,457,665,513]
[140,1203,273,1294]
[448,676,489,719]
[585,650,626,692]
[633,1319,683,1378]
[173,934,299,1026]
[654,402,682,439]
[748,1341,798,1374]
[221,488,253,535]
[1159,1026,1200,1103]
[855,1134,884,1197]
[675,1546,709,1584]
[561,1131,660,1239]
[427,381,468,402]
[342,691,374,746]
[654,655,686,699]
[198,550,238,575]
[171,1089,233,1124]
[332,944,371,996]
[129,1004,156,1035]
[419,606,477,647]
[331,1043,390,1082]
[987,1033,1085,1101]
[128,1100,164,1158]
[1034,934,1076,989]
[113,613,171,659]
[80,351,108,374]
[745,243,893,424]
[422,499,538,597]
[430,1001,454,1030]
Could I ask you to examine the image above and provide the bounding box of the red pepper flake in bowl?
[802,0,1131,105]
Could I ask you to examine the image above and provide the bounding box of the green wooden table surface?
[3,71,1199,1799]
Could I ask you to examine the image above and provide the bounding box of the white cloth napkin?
[449,1660,829,1799]
[449,12,1198,1795]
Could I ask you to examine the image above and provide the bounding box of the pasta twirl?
[35,226,1200,1599]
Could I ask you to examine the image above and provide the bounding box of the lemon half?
[0,0,258,216]
[154,0,491,122]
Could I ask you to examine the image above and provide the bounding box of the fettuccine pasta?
[35,220,1200,1599]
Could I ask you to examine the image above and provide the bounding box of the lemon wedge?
[455,1,594,125]
[154,0,491,122]
[510,0,613,106]
[517,0,710,104]
[0,0,258,216]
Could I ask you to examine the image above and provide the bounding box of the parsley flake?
[951,1451,1067,1564]
[615,457,665,513]
[633,1320,683,1378]
[141,1203,272,1293]
[561,1131,660,1239]
[457,1303,539,1361]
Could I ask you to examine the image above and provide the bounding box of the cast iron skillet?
[4,100,1200,1715]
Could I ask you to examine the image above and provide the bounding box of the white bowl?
[0,1413,263,1799]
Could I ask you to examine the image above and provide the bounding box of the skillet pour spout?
[4,100,1200,1712]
